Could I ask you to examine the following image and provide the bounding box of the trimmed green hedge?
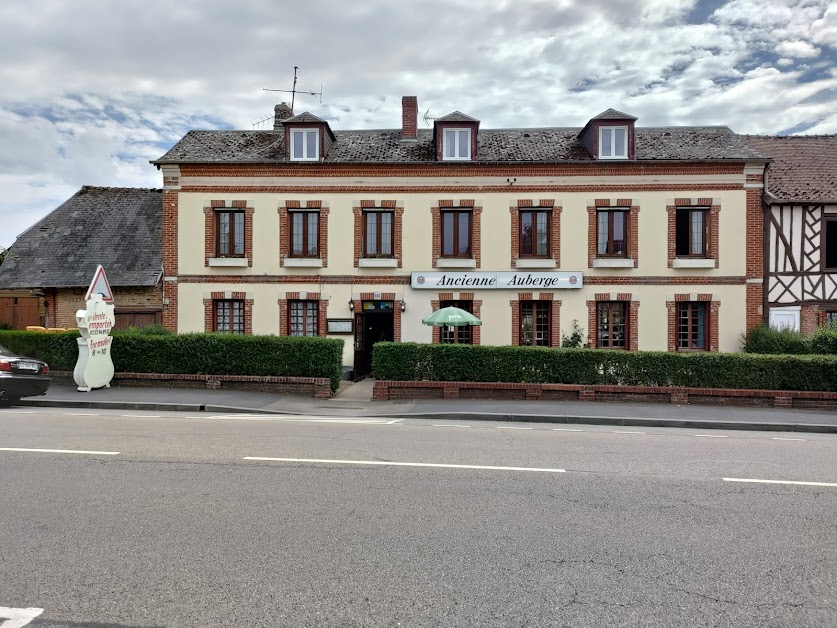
[0,331,344,392]
[740,324,811,354]
[372,342,837,392]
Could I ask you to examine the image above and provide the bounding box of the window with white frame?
[598,126,628,159]
[443,128,471,160]
[290,129,319,161]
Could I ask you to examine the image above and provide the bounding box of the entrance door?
[353,301,395,380]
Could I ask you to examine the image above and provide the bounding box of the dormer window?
[444,129,471,160]
[291,129,319,161]
[599,126,628,159]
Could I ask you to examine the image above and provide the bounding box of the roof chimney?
[274,102,294,130]
[401,96,417,142]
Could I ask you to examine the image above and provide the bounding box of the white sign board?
[74,293,116,392]
[411,271,583,290]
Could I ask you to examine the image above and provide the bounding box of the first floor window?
[440,300,473,344]
[597,209,628,257]
[215,300,244,334]
[216,210,245,257]
[289,300,318,336]
[676,207,708,257]
[441,210,472,258]
[677,302,707,350]
[364,211,394,257]
[597,302,628,349]
[519,301,551,347]
[520,209,551,257]
[824,218,837,270]
[290,211,319,257]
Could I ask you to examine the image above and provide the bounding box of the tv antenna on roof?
[422,109,439,126]
[263,66,323,112]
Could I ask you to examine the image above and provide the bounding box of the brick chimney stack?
[274,102,293,130]
[401,96,418,142]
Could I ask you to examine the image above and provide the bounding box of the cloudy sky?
[1,0,835,248]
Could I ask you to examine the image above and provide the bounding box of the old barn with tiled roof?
[0,187,163,329]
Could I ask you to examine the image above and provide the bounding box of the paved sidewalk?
[14,381,837,433]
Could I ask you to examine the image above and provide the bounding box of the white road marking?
[694,434,728,438]
[553,428,583,432]
[0,410,35,414]
[772,437,806,441]
[120,414,160,418]
[723,477,837,488]
[497,426,533,430]
[613,431,645,434]
[244,457,566,473]
[66,413,98,416]
[432,424,471,428]
[0,606,44,627]
[0,447,119,455]
[386,419,403,424]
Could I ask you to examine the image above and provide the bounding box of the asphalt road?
[1,408,835,628]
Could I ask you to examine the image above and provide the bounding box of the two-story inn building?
[152,97,768,376]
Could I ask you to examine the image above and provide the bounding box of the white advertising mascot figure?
[74,293,116,392]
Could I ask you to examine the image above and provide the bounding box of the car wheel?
[0,396,21,408]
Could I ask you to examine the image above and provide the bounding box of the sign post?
[74,266,115,392]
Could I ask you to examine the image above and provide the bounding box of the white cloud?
[0,0,836,247]
[776,40,821,57]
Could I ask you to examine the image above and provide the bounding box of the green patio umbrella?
[422,306,482,327]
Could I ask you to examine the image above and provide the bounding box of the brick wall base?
[51,371,332,398]
[373,380,837,409]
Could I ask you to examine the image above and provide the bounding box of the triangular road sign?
[85,265,114,302]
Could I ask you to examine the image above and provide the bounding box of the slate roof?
[0,187,162,289]
[592,108,638,120]
[283,112,328,124]
[154,126,765,164]
[435,111,480,123]
[740,135,837,203]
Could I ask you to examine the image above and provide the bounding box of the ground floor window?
[440,300,473,344]
[677,302,707,350]
[214,300,245,334]
[519,301,551,347]
[820,310,837,329]
[289,300,318,336]
[597,301,628,349]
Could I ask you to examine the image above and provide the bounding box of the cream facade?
[155,99,767,376]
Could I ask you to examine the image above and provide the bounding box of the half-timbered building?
[741,135,837,333]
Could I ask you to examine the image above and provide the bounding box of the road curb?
[17,398,837,433]
[19,398,203,413]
